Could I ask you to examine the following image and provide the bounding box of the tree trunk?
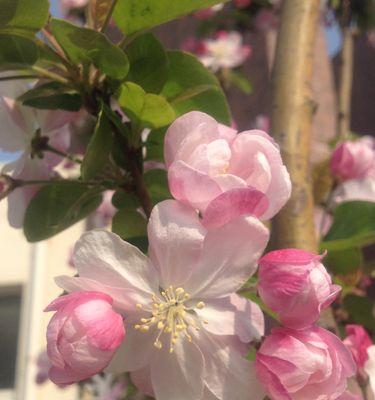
[338,27,354,139]
[270,0,321,252]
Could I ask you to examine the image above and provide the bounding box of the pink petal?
[148,200,205,288]
[164,111,235,167]
[168,160,222,211]
[202,188,269,229]
[229,132,291,219]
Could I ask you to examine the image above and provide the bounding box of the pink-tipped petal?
[202,188,269,229]
[168,160,222,212]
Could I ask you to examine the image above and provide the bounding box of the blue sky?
[0,2,342,162]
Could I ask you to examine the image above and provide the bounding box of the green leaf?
[143,169,171,204]
[112,190,141,209]
[18,81,83,111]
[50,18,129,80]
[125,33,169,94]
[81,108,114,180]
[112,209,148,252]
[145,127,166,162]
[0,0,49,33]
[228,70,252,94]
[0,34,38,70]
[324,247,363,275]
[117,82,175,129]
[322,201,375,251]
[161,50,231,124]
[113,0,228,35]
[24,183,103,242]
[343,294,375,331]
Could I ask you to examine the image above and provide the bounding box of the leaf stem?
[100,0,118,33]
[44,145,82,164]
[31,66,70,85]
[15,178,101,187]
[0,74,39,82]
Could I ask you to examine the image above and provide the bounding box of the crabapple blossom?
[0,80,74,227]
[45,291,125,385]
[343,325,373,370]
[54,200,269,400]
[330,138,375,205]
[258,249,341,329]
[331,177,375,205]
[255,326,356,400]
[91,190,117,228]
[198,31,251,72]
[330,137,375,181]
[165,111,291,222]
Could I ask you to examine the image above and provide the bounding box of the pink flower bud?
[343,324,373,370]
[330,137,375,181]
[258,249,341,329]
[165,112,291,223]
[45,291,125,385]
[255,326,356,400]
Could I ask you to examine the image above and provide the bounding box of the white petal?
[55,275,147,313]
[6,155,50,228]
[196,294,264,342]
[73,230,159,296]
[150,339,205,400]
[148,200,205,288]
[198,331,265,400]
[106,320,157,373]
[185,216,269,299]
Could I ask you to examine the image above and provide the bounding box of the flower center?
[135,286,205,353]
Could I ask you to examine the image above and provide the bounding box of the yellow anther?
[154,341,162,349]
[134,285,206,354]
[196,301,205,309]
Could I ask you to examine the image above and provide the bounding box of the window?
[0,288,22,390]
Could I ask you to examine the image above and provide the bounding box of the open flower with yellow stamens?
[55,200,269,400]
